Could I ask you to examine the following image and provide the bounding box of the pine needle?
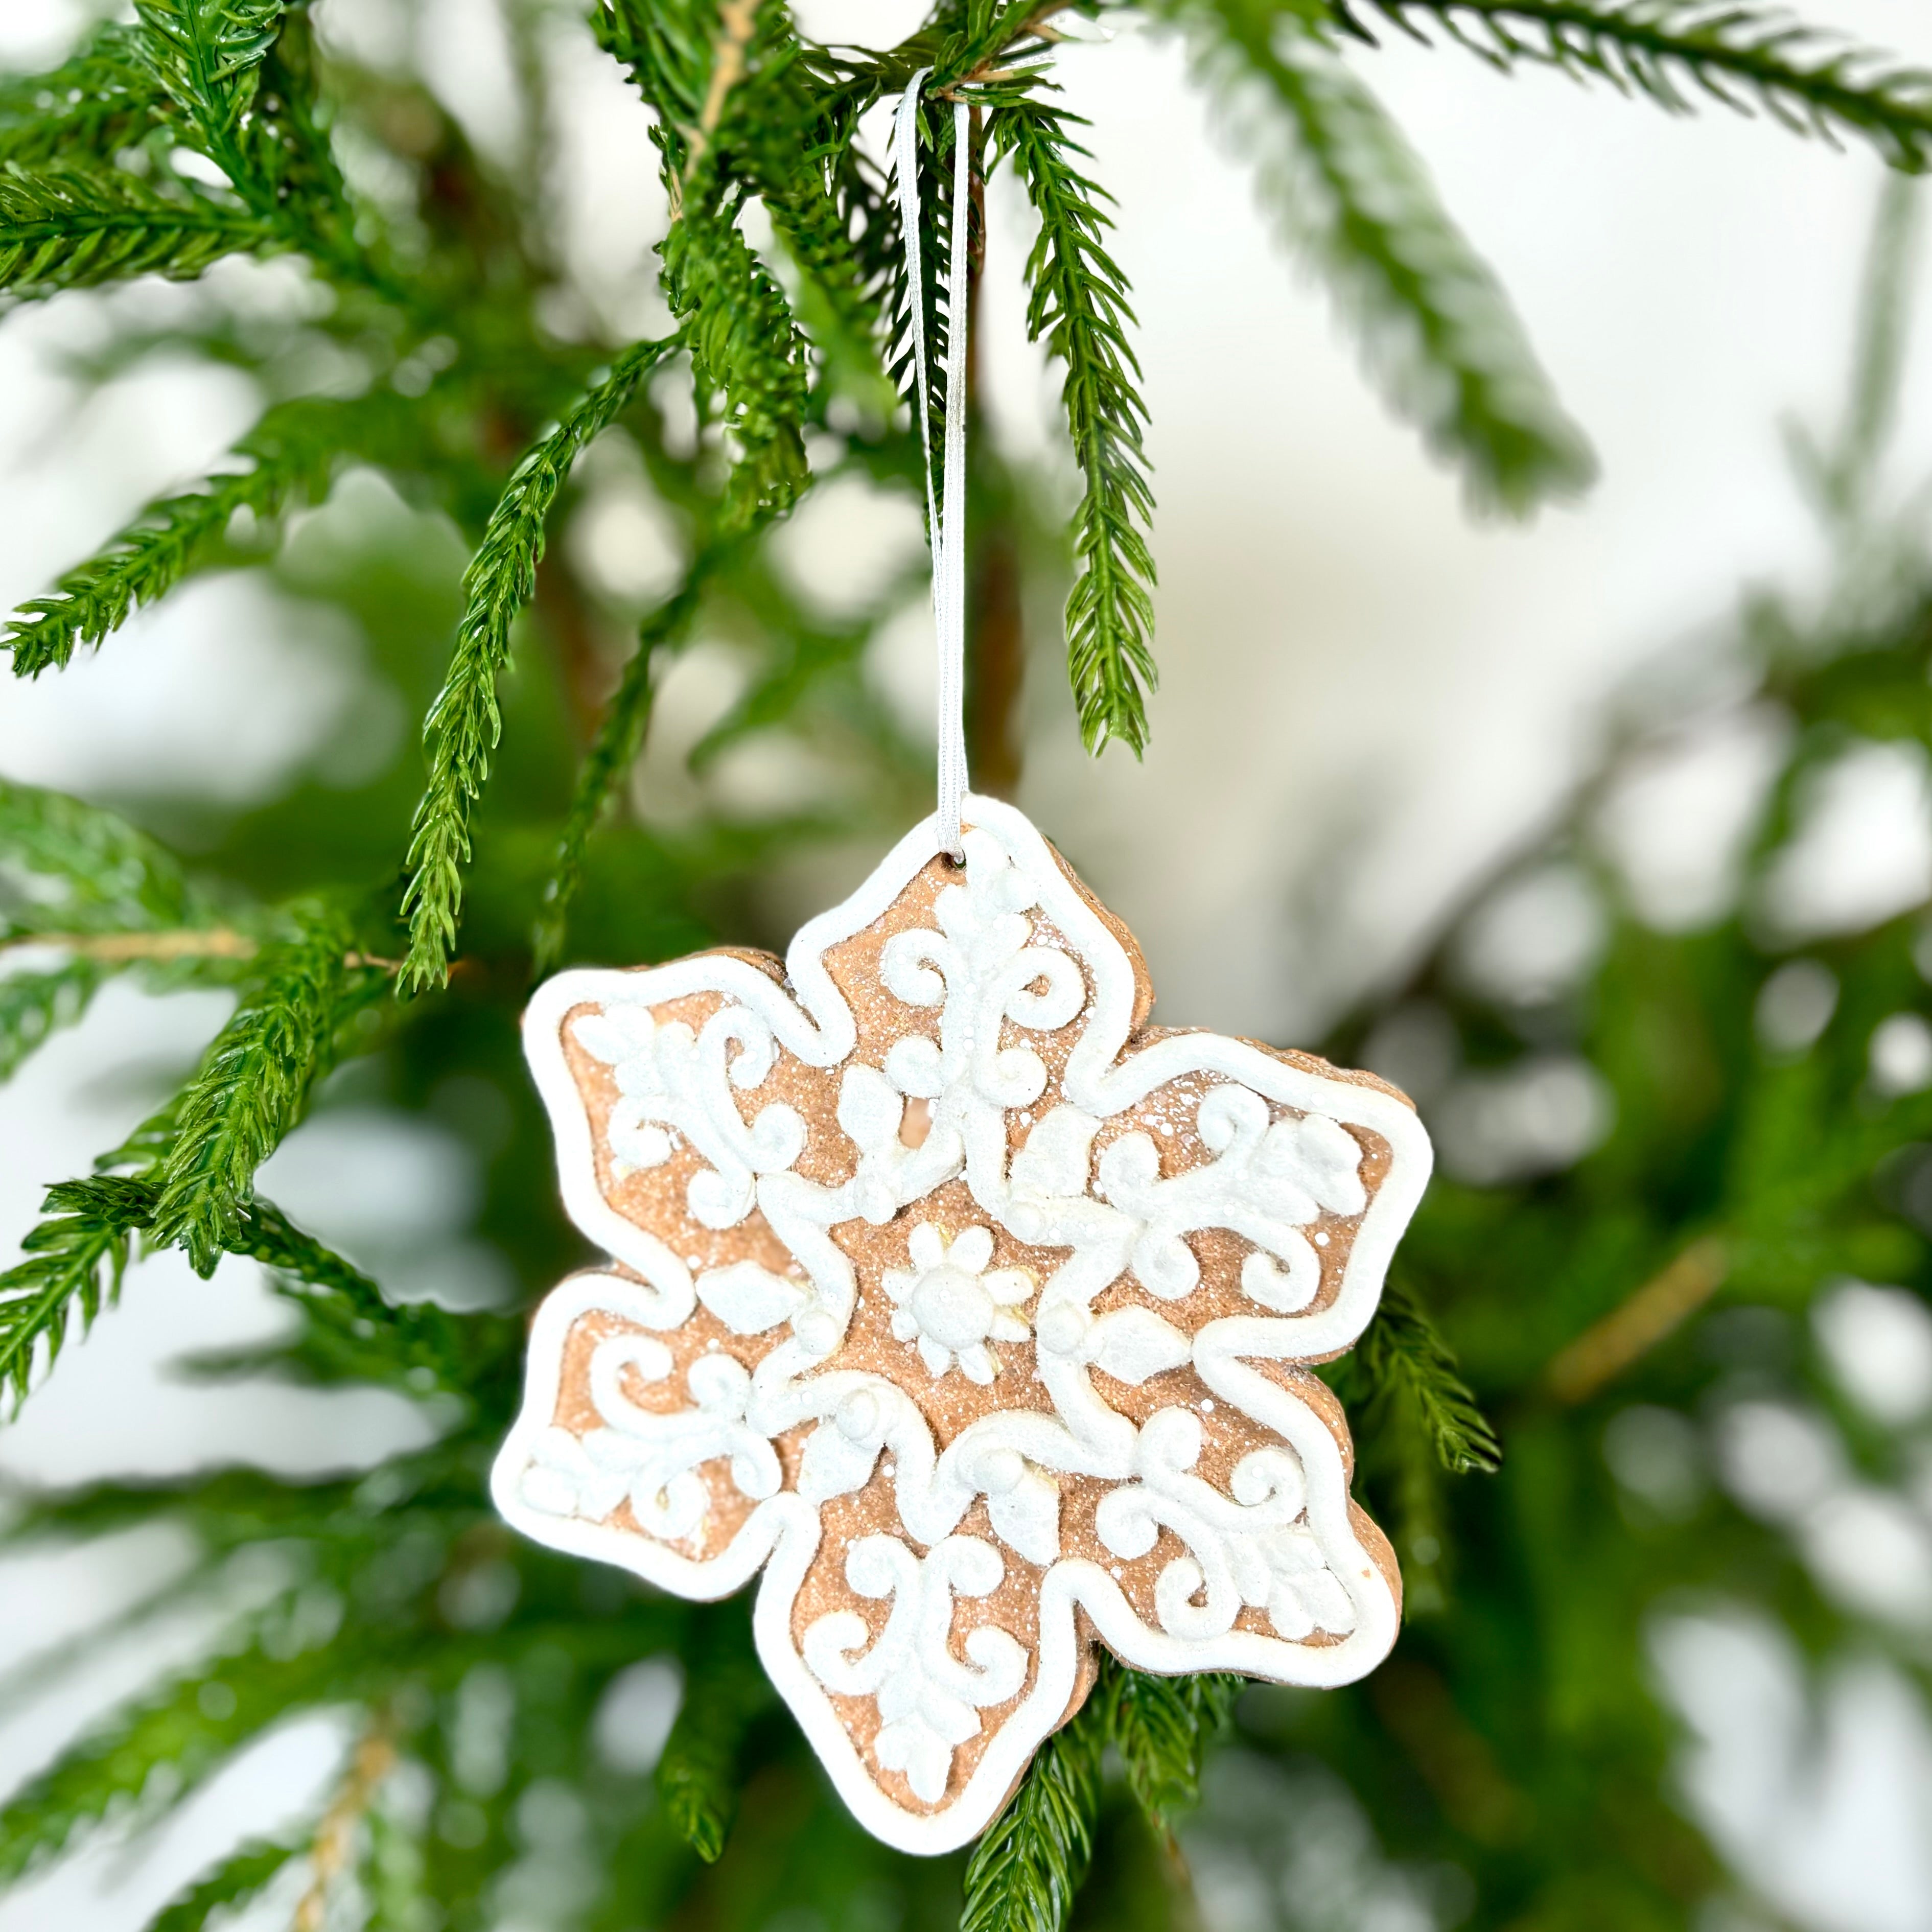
[1358,0,1932,171]
[655,1607,770,1863]
[661,205,812,531]
[132,0,291,188]
[0,778,204,928]
[959,1690,1105,1932]
[149,900,387,1275]
[1102,1664,1242,1835]
[4,397,383,677]
[1177,0,1596,514]
[0,24,162,169]
[0,1175,148,1413]
[0,162,274,299]
[398,337,678,994]
[147,1838,300,1932]
[1352,1279,1503,1475]
[994,102,1158,756]
[532,566,709,975]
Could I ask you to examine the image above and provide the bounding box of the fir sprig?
[0,162,273,298]
[655,1608,771,1863]
[1102,1664,1242,1836]
[959,1691,1105,1932]
[0,1175,148,1413]
[399,338,679,994]
[149,899,387,1274]
[0,778,206,931]
[533,566,709,975]
[661,205,813,531]
[1178,0,1596,511]
[4,398,391,677]
[0,24,161,168]
[1348,1278,1503,1474]
[1354,0,1932,170]
[994,101,1158,755]
[147,1838,299,1932]
[132,0,291,191]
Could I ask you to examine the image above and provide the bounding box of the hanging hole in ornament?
[900,1095,933,1149]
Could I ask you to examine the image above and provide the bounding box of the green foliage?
[0,161,273,298]
[149,899,385,1274]
[1102,1664,1242,1835]
[661,209,813,531]
[4,398,395,677]
[0,778,207,932]
[960,1694,1105,1932]
[0,1175,146,1412]
[0,24,160,168]
[1177,0,1596,512]
[6,3,1932,1928]
[655,1604,772,1863]
[146,1837,299,1932]
[1354,0,1932,170]
[400,338,678,993]
[995,102,1158,756]
[132,0,290,184]
[533,566,708,974]
[1337,1277,1503,1476]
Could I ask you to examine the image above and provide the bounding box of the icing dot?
[1109,1565,1123,1579]
[687,1255,702,1269]
[1201,1400,1215,1414]
[1315,1231,1330,1247]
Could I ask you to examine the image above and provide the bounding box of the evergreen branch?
[146,1837,299,1932]
[399,338,679,994]
[1178,0,1595,512]
[0,1630,374,1887]
[1353,1279,1503,1473]
[994,102,1158,755]
[204,1195,491,1398]
[1103,1664,1241,1835]
[593,0,719,162]
[0,777,203,930]
[0,24,164,168]
[0,161,274,299]
[0,960,104,1083]
[0,1176,148,1413]
[661,205,811,530]
[655,1611,770,1863]
[6,395,390,677]
[533,566,709,975]
[960,1689,1105,1932]
[1356,0,1932,171]
[132,0,291,189]
[148,900,387,1275]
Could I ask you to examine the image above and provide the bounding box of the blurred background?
[6,0,1932,1926]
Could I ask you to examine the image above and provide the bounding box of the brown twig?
[0,927,259,963]
[292,1715,397,1932]
[1545,1237,1730,1404]
[683,0,762,185]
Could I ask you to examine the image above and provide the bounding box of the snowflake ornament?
[493,796,1432,1852]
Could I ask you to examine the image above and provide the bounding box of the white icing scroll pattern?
[572,1001,805,1228]
[495,793,1432,1856]
[802,1535,1028,1804]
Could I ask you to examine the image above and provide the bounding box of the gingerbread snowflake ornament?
[492,795,1431,1852]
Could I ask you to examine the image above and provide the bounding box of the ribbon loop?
[893,73,972,863]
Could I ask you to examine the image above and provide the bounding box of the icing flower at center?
[884,1223,1031,1384]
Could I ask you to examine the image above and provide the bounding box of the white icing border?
[495,794,1431,1854]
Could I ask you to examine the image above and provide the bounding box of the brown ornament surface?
[493,796,1430,1852]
